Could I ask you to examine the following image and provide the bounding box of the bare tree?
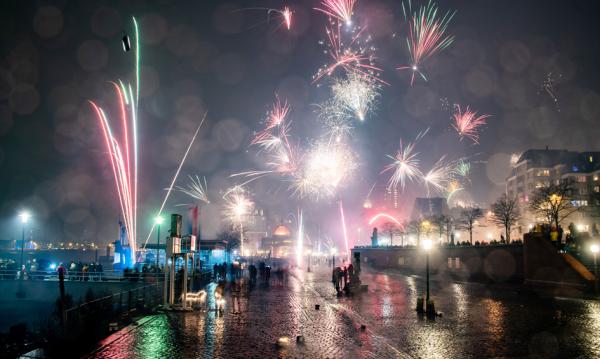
[407,220,423,246]
[491,194,520,243]
[381,222,401,246]
[430,215,453,243]
[529,179,578,229]
[459,207,483,244]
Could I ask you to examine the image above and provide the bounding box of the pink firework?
[240,97,299,183]
[313,22,386,85]
[282,6,292,30]
[89,83,138,260]
[451,105,490,144]
[315,0,357,26]
[398,1,455,85]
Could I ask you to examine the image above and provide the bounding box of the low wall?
[523,233,595,296]
[352,244,524,283]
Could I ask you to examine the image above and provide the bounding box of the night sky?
[1,0,600,247]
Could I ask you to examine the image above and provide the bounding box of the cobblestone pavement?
[89,264,600,359]
[88,268,409,359]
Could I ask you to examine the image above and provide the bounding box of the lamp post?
[154,215,164,271]
[591,244,599,292]
[422,239,432,302]
[306,249,312,272]
[18,211,31,280]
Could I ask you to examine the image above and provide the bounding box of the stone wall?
[352,244,524,283]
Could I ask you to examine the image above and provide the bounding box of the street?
[88,264,600,358]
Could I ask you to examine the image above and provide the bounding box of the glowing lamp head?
[422,239,433,251]
[330,247,337,255]
[412,65,418,71]
[19,211,31,224]
[154,215,165,225]
[591,244,599,254]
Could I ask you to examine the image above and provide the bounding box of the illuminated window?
[571,200,588,207]
[536,169,550,176]
[590,156,594,163]
[595,186,600,193]
[576,176,587,183]
[594,175,599,181]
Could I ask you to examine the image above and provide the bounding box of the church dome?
[273,225,291,237]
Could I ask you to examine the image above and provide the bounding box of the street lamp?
[591,244,599,292]
[422,238,433,303]
[154,215,164,270]
[18,211,31,280]
[306,249,312,272]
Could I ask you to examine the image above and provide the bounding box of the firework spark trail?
[331,72,380,121]
[223,185,254,255]
[540,72,561,112]
[451,105,490,144]
[238,6,293,30]
[176,175,210,205]
[339,200,350,260]
[398,1,456,85]
[382,128,429,192]
[88,17,141,264]
[423,155,457,197]
[315,0,357,26]
[142,114,207,249]
[313,22,387,85]
[89,100,136,260]
[281,6,292,30]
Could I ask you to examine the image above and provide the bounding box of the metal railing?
[0,269,164,282]
[64,283,163,328]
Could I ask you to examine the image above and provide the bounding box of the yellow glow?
[422,239,433,251]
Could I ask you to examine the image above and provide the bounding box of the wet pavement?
[88,265,600,358]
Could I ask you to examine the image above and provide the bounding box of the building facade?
[506,148,600,229]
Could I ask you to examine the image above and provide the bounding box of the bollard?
[426,299,436,317]
[315,304,320,310]
[360,324,366,331]
[415,296,424,313]
[296,335,305,344]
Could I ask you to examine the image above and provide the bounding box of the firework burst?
[316,101,354,143]
[331,72,380,121]
[315,0,357,26]
[176,175,210,205]
[382,129,428,191]
[223,186,253,226]
[451,105,490,144]
[291,141,357,200]
[313,21,385,85]
[456,159,470,178]
[423,156,457,197]
[398,1,456,85]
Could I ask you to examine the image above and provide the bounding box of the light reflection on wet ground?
[91,266,600,358]
[307,267,600,358]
